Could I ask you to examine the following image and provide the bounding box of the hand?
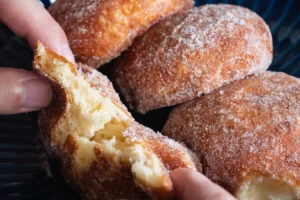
[171,168,236,200]
[0,0,74,114]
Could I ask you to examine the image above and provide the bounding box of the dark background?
[0,0,299,199]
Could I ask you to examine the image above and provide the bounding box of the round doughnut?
[163,71,300,199]
[48,0,194,68]
[115,4,273,113]
[34,42,201,200]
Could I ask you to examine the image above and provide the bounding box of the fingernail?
[61,44,75,63]
[21,78,52,110]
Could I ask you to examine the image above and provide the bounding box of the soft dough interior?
[36,44,166,188]
[236,177,300,200]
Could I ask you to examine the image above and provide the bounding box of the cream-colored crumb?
[36,44,166,188]
[236,177,300,200]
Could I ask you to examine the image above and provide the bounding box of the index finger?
[0,0,74,63]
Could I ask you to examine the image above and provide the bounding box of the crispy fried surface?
[115,4,273,113]
[34,42,200,200]
[48,0,194,68]
[163,71,300,198]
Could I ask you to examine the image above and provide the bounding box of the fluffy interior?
[236,177,300,200]
[36,45,165,187]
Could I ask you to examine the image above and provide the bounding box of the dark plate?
[0,0,299,199]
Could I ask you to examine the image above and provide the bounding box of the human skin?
[0,1,235,199]
[0,0,74,114]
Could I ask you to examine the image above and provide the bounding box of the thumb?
[171,168,236,200]
[0,68,52,114]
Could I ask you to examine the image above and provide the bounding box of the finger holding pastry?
[33,42,201,200]
[0,68,52,114]
[48,0,194,67]
[163,72,300,200]
[0,0,74,63]
[0,0,77,114]
[5,0,296,199]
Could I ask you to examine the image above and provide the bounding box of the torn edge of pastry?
[33,42,172,191]
[236,177,300,200]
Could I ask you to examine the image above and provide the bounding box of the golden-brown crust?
[34,42,201,199]
[33,42,129,156]
[59,122,201,200]
[34,47,70,157]
[122,121,201,199]
[48,0,194,68]
[61,134,148,200]
[80,159,147,200]
[60,134,80,187]
[123,121,201,172]
[115,4,273,113]
[163,71,300,193]
[37,80,67,158]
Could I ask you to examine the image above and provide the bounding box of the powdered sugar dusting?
[123,121,201,172]
[163,71,300,192]
[116,4,273,113]
[49,0,99,36]
[171,5,248,50]
[75,63,200,172]
[49,0,194,67]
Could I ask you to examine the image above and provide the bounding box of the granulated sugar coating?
[48,0,193,68]
[163,71,300,197]
[34,42,201,200]
[116,4,273,113]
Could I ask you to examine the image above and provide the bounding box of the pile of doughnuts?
[34,42,200,200]
[163,72,300,199]
[48,0,193,68]
[115,4,273,113]
[47,0,300,199]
